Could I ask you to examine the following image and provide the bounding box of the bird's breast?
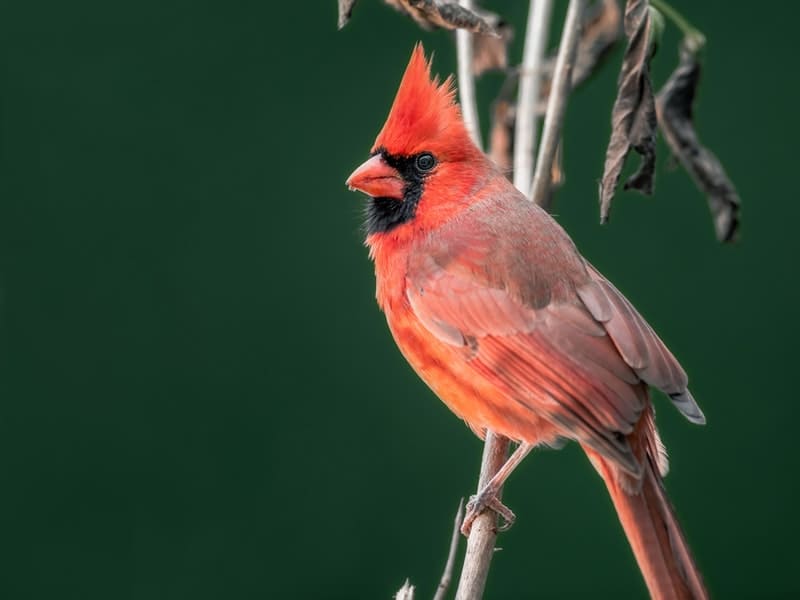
[369,229,560,445]
[379,285,558,445]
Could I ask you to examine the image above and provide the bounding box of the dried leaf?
[489,72,519,177]
[472,14,513,76]
[338,0,358,29]
[539,0,622,112]
[572,0,623,88]
[657,43,741,242]
[551,140,565,188]
[384,0,499,35]
[489,99,514,174]
[599,0,658,223]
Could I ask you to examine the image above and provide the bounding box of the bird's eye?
[415,153,436,172]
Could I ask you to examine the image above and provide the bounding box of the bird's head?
[346,44,487,238]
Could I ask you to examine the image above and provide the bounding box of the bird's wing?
[577,264,705,425]
[406,226,705,474]
[406,252,650,475]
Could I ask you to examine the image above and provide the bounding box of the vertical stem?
[456,0,483,149]
[454,2,559,598]
[454,432,511,600]
[453,9,507,594]
[513,0,553,195]
[454,12,509,596]
[433,499,465,600]
[530,0,587,208]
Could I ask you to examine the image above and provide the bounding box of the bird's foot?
[460,487,516,536]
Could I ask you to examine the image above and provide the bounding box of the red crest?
[373,44,475,160]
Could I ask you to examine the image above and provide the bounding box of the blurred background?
[0,0,797,598]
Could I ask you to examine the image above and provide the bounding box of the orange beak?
[346,154,405,200]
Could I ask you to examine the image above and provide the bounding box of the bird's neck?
[365,157,496,312]
[366,229,414,314]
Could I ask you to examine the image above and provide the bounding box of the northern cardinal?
[346,45,707,600]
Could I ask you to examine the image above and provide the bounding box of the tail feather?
[589,451,708,599]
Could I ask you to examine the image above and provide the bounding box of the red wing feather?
[406,258,649,475]
[577,264,706,424]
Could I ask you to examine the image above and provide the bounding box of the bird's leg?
[461,442,533,536]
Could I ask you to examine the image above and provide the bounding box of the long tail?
[589,451,708,599]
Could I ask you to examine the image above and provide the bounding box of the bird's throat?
[364,194,420,235]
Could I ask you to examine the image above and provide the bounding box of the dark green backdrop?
[0,1,797,598]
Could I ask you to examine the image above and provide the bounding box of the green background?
[0,1,796,598]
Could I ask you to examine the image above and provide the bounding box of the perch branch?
[456,0,483,148]
[530,0,587,208]
[513,0,553,194]
[454,432,511,600]
[453,4,518,596]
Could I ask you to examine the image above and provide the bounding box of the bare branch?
[433,499,465,600]
[530,0,587,208]
[454,432,511,600]
[513,0,553,195]
[457,0,483,148]
[394,579,416,600]
[338,0,358,29]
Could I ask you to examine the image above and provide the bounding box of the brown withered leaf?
[538,0,622,112]
[657,44,741,242]
[551,140,565,188]
[472,13,513,76]
[489,98,514,174]
[488,72,518,177]
[599,0,657,223]
[384,0,499,36]
[572,0,622,88]
[338,0,358,29]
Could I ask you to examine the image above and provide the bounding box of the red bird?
[346,45,707,600]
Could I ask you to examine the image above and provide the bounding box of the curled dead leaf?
[657,43,741,242]
[572,0,622,89]
[599,0,658,223]
[488,72,519,177]
[489,98,514,175]
[384,0,499,35]
[472,13,513,76]
[551,140,565,189]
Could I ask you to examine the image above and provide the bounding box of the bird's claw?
[460,491,516,536]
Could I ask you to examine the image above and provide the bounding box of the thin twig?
[394,579,415,600]
[454,432,511,600]
[433,499,465,600]
[650,0,706,50]
[530,0,587,208]
[456,0,483,148]
[513,0,553,195]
